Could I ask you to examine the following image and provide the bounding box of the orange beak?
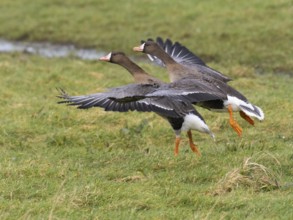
[133,43,145,52]
[99,52,112,61]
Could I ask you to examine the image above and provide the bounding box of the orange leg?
[187,131,201,156]
[174,137,181,156]
[228,105,243,137]
[240,111,254,126]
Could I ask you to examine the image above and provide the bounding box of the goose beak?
[99,52,112,61]
[133,43,145,52]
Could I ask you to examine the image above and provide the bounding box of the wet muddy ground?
[0,39,105,60]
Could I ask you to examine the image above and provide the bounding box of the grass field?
[0,0,293,219]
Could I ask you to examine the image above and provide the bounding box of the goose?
[141,37,231,83]
[133,41,264,136]
[99,51,163,85]
[58,52,228,155]
[96,51,228,154]
[57,83,216,156]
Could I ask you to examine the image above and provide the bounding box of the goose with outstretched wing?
[133,41,264,137]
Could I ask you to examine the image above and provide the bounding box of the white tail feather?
[239,104,264,121]
[225,95,264,121]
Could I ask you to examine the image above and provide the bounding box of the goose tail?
[239,103,264,121]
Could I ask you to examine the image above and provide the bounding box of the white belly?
[224,95,251,112]
[181,114,211,135]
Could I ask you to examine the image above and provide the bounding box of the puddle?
[0,39,105,60]
[1,39,290,77]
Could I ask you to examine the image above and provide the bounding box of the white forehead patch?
[140,43,146,50]
[105,52,112,60]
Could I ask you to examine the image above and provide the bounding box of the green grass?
[0,0,292,73]
[0,0,293,219]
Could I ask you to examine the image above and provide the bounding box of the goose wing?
[142,37,206,67]
[142,37,232,82]
[146,78,227,103]
[57,87,192,118]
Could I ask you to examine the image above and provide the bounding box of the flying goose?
[57,82,216,156]
[133,41,264,136]
[58,52,229,155]
[140,37,231,82]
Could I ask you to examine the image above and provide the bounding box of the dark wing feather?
[143,38,164,66]
[142,37,206,67]
[191,64,232,83]
[155,37,164,48]
[163,38,173,55]
[167,40,206,66]
[141,37,232,82]
[104,83,159,102]
[138,96,196,118]
[146,78,227,103]
[57,88,189,118]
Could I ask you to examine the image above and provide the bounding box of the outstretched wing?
[141,37,206,67]
[141,37,232,82]
[57,88,191,118]
[146,78,227,103]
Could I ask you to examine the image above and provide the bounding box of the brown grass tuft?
[115,175,147,183]
[211,155,280,196]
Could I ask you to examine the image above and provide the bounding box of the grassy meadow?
[0,0,293,219]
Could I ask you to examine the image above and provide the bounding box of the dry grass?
[0,0,293,218]
[0,52,292,220]
[212,153,281,196]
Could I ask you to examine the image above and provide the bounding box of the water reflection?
[0,39,104,60]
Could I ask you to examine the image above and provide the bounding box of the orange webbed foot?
[230,120,243,137]
[187,131,201,156]
[228,105,243,137]
[189,142,201,156]
[174,137,180,156]
[240,111,254,126]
